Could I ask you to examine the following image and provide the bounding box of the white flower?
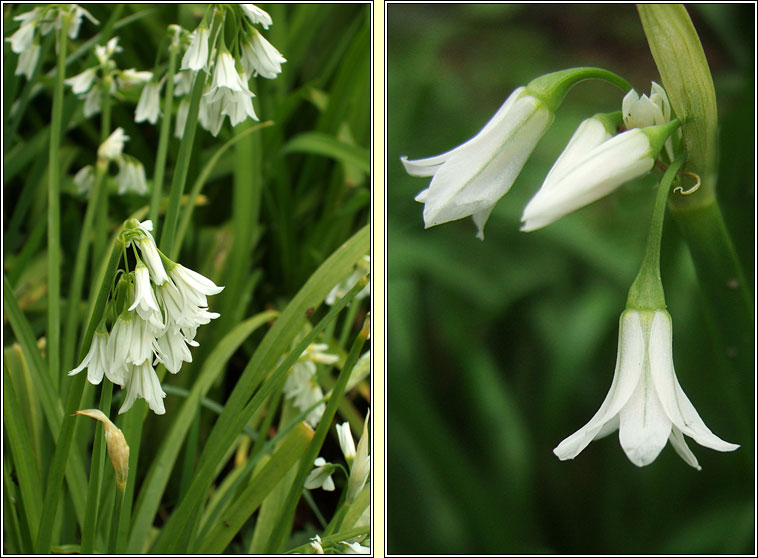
[117,68,153,90]
[135,81,162,124]
[135,221,169,285]
[68,328,110,385]
[240,29,286,79]
[198,92,225,137]
[107,313,133,386]
[98,127,129,161]
[219,78,259,126]
[95,37,122,64]
[68,5,99,40]
[119,360,166,415]
[115,157,148,196]
[240,4,273,29]
[521,120,672,232]
[174,70,194,97]
[554,309,739,469]
[154,327,193,374]
[623,81,679,161]
[128,264,163,328]
[337,422,356,461]
[181,26,209,72]
[169,264,224,308]
[341,541,370,554]
[309,534,324,555]
[73,165,96,195]
[65,67,97,95]
[15,41,40,79]
[304,457,336,491]
[283,361,325,428]
[207,51,248,96]
[346,350,370,392]
[346,411,370,504]
[303,343,339,365]
[402,87,553,239]
[174,97,190,139]
[83,86,102,117]
[6,19,36,53]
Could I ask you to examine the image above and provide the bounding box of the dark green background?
[387,4,754,554]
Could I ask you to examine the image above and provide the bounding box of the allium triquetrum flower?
[553,309,739,470]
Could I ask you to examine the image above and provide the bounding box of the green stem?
[80,382,113,554]
[108,488,124,554]
[626,154,686,310]
[149,35,178,226]
[92,80,113,300]
[526,67,632,113]
[35,236,123,553]
[47,14,70,393]
[264,316,369,553]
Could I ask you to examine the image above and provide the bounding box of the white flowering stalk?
[521,117,681,232]
[69,219,224,415]
[554,310,739,469]
[402,68,631,239]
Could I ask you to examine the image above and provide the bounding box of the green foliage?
[4,3,369,554]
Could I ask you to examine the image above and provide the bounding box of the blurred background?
[387,4,754,554]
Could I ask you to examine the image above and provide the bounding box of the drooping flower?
[68,326,110,385]
[181,25,210,72]
[240,4,273,29]
[521,118,680,232]
[304,457,336,491]
[309,534,325,555]
[98,127,129,161]
[169,263,225,308]
[128,263,163,328]
[402,86,553,239]
[115,156,148,196]
[553,310,739,469]
[337,422,356,462]
[283,361,326,428]
[135,80,162,124]
[83,86,102,117]
[117,68,153,89]
[240,29,286,79]
[134,220,169,285]
[623,81,680,161]
[65,67,97,95]
[15,41,40,79]
[95,37,122,64]
[73,165,96,195]
[120,360,166,415]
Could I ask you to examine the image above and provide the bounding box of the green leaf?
[283,132,370,174]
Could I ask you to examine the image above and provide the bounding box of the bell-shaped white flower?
[402,86,553,239]
[198,90,225,137]
[240,29,286,79]
[119,360,166,415]
[135,80,162,124]
[554,310,739,469]
[15,41,40,79]
[134,220,169,285]
[95,37,122,65]
[115,156,148,196]
[98,127,129,161]
[283,361,325,428]
[304,457,336,491]
[154,327,193,374]
[208,51,248,95]
[83,86,102,117]
[117,68,152,90]
[181,25,209,72]
[73,165,96,195]
[240,4,273,29]
[68,328,110,385]
[65,67,97,95]
[174,97,191,138]
[521,118,680,232]
[6,18,36,53]
[218,77,259,126]
[128,263,163,328]
[169,263,224,307]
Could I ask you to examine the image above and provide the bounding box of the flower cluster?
[6,4,98,79]
[282,343,339,427]
[402,73,681,238]
[73,127,148,196]
[173,3,286,137]
[69,220,224,415]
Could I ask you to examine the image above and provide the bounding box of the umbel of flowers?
[69,219,224,415]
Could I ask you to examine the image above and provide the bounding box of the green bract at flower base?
[402,67,631,239]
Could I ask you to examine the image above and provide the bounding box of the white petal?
[648,311,739,453]
[668,428,701,471]
[553,311,645,460]
[618,366,672,467]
